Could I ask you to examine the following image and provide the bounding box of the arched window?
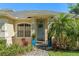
[17,23,31,37]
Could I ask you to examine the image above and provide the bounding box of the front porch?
[12,16,49,46]
[32,16,48,45]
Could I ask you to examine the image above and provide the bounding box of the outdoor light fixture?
[27,16,32,18]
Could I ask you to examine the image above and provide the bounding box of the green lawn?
[48,50,79,56]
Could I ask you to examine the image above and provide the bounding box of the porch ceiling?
[32,14,55,19]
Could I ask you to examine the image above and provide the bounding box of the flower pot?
[48,37,52,47]
[21,38,28,46]
[32,39,36,46]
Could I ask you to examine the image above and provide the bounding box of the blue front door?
[37,20,45,41]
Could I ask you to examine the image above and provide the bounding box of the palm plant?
[48,13,69,49]
[48,13,79,50]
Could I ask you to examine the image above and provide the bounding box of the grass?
[48,50,79,56]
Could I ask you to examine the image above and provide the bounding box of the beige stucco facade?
[13,16,49,46]
[0,10,54,46]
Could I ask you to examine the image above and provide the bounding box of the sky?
[0,3,69,12]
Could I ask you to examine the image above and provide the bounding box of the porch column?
[45,19,48,44]
[31,18,37,39]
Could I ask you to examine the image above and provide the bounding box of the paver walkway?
[24,48,48,56]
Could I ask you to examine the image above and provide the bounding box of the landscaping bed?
[0,39,33,56]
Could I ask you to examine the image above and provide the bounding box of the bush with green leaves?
[48,13,79,50]
[0,38,6,45]
[0,39,33,56]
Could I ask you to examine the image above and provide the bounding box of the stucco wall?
[0,17,48,46]
[0,18,15,46]
[0,18,14,37]
[14,18,33,45]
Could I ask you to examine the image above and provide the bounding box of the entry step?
[36,41,45,44]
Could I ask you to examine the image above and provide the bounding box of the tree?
[48,13,79,50]
[69,4,79,14]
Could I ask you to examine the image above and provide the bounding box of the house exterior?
[0,10,55,46]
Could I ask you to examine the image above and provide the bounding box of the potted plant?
[32,33,36,49]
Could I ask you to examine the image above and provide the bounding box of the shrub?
[0,38,6,45]
[26,44,33,52]
[0,38,32,56]
[0,38,33,56]
[0,44,33,56]
[48,14,79,50]
[7,44,25,55]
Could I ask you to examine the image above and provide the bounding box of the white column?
[45,19,48,44]
[31,18,37,38]
[45,29,48,44]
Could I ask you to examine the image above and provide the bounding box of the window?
[17,23,31,37]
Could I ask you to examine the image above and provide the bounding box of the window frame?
[16,23,31,37]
